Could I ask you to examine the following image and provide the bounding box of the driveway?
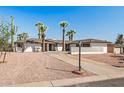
[48,52,124,76]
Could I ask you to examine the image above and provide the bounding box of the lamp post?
[79,41,82,71]
[72,41,83,75]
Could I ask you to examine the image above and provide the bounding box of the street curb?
[8,73,124,87]
[51,74,124,87]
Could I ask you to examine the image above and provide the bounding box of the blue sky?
[0,6,124,42]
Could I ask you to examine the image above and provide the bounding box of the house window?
[83,44,90,47]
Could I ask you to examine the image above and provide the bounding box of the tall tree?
[35,22,47,52]
[0,23,10,62]
[17,32,28,52]
[3,25,10,51]
[66,30,76,41]
[60,21,68,51]
[35,23,43,39]
[21,32,28,41]
[115,34,124,54]
[17,34,23,41]
[0,23,4,51]
[10,16,17,52]
[66,31,71,41]
[0,23,10,51]
[115,34,124,44]
[17,32,28,41]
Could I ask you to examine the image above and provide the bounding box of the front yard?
[0,52,93,86]
[71,54,124,67]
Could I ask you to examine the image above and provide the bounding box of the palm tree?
[21,32,28,41]
[17,32,28,52]
[17,34,23,40]
[35,23,43,39]
[60,21,68,51]
[22,32,28,52]
[70,30,76,41]
[66,30,76,41]
[35,22,47,52]
[66,31,71,41]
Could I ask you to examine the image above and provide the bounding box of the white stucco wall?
[114,48,120,54]
[24,46,33,52]
[55,44,62,51]
[90,43,107,53]
[24,43,42,52]
[55,47,62,51]
[70,43,108,54]
[15,43,42,52]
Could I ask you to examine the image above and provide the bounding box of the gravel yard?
[0,52,92,86]
[71,54,124,67]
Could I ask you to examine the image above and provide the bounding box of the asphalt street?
[68,77,124,87]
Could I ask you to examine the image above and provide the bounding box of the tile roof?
[15,38,112,44]
[71,39,112,44]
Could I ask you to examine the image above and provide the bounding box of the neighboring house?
[69,39,112,54]
[113,44,124,54]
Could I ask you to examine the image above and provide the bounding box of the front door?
[49,44,52,51]
[65,44,69,51]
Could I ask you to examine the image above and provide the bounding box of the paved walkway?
[47,52,124,77]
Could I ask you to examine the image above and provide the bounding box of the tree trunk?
[42,33,45,52]
[3,52,6,63]
[70,34,73,41]
[38,31,41,39]
[62,29,65,51]
[71,34,73,41]
[3,40,6,63]
[69,35,70,41]
[42,39,45,52]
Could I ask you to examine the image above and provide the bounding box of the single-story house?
[15,38,113,54]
